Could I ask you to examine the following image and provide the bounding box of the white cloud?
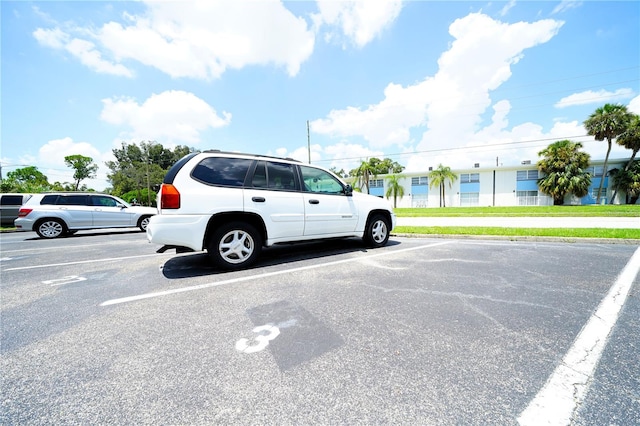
[33,28,133,77]
[552,0,583,15]
[311,13,564,156]
[35,137,110,189]
[35,0,316,80]
[555,88,635,108]
[626,95,640,115]
[500,0,517,17]
[100,90,231,144]
[313,0,403,48]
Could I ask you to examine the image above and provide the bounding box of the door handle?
[308,199,319,204]
[252,197,266,202]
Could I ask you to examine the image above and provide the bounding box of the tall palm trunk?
[610,148,639,204]
[596,139,612,204]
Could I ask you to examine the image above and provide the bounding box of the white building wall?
[376,157,631,208]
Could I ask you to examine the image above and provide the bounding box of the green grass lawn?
[393,226,640,240]
[395,205,640,217]
[392,205,639,240]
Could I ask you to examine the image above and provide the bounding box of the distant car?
[15,193,157,238]
[147,150,396,269]
[0,193,33,227]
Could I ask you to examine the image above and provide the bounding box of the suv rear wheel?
[36,219,66,239]
[364,214,390,248]
[207,222,262,270]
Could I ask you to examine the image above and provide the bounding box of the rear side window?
[56,195,89,206]
[249,161,298,190]
[191,157,253,187]
[266,162,297,190]
[1,195,24,205]
[40,195,59,204]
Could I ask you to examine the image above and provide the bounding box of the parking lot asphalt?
[1,230,639,424]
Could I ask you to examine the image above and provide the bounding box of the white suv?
[147,150,396,269]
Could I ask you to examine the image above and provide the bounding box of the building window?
[517,190,539,206]
[369,179,384,188]
[592,187,607,203]
[586,166,604,177]
[517,170,538,180]
[411,176,428,186]
[460,173,479,183]
[460,192,479,206]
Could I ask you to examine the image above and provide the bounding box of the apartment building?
[363,158,633,207]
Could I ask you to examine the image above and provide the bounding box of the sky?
[1,0,639,190]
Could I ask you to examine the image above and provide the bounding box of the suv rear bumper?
[146,214,210,252]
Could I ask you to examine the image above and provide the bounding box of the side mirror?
[344,184,353,196]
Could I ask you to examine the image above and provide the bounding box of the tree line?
[0,143,194,206]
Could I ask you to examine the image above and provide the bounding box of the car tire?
[36,219,67,239]
[138,215,152,231]
[207,222,262,270]
[364,214,390,248]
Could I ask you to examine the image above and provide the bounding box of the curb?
[391,232,639,245]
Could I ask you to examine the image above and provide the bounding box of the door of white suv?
[244,160,304,239]
[299,165,358,236]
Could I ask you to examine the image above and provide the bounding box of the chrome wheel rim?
[40,221,63,238]
[371,220,388,243]
[219,230,255,264]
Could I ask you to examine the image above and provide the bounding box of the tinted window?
[1,195,24,205]
[56,195,89,206]
[40,195,59,205]
[91,195,118,207]
[266,162,297,190]
[251,162,268,188]
[191,157,252,187]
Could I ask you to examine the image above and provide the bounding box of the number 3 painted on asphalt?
[235,324,280,354]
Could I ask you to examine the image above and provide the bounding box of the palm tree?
[610,160,640,205]
[611,114,640,203]
[537,140,591,205]
[385,174,405,208]
[428,164,457,207]
[352,160,377,194]
[583,103,634,204]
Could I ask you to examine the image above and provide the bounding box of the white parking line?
[518,246,640,426]
[3,252,172,271]
[100,241,451,306]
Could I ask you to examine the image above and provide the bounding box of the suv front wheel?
[207,222,262,270]
[364,214,390,248]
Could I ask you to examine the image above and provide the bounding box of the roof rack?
[202,149,300,162]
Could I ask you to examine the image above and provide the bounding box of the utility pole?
[307,120,311,163]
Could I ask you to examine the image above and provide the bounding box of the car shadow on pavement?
[160,238,401,279]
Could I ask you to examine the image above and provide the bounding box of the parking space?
[1,231,639,424]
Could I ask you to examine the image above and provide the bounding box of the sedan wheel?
[139,215,151,231]
[36,219,65,239]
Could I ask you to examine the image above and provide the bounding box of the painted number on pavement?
[235,324,280,354]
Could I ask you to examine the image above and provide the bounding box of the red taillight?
[17,208,33,217]
[160,184,181,209]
